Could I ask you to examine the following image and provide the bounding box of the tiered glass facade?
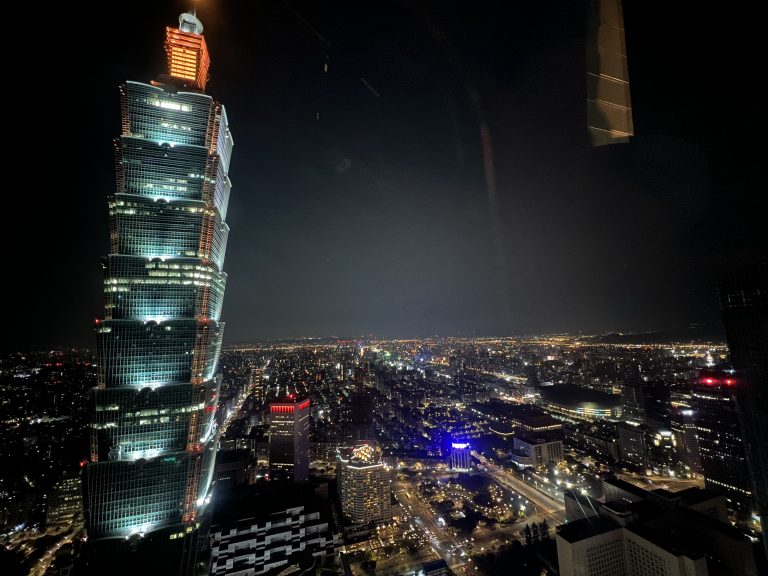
[85,12,234,541]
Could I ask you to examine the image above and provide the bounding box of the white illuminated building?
[337,442,392,525]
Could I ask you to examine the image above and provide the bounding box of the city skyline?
[2,2,766,575]
[2,333,765,573]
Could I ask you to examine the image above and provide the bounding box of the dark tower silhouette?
[691,370,753,513]
[719,263,768,557]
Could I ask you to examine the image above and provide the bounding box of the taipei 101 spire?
[83,7,234,570]
[166,11,210,90]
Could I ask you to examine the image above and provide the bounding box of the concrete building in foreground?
[208,483,339,576]
[557,478,762,576]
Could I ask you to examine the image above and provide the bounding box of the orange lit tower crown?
[165,12,210,90]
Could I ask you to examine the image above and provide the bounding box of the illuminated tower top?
[165,11,210,91]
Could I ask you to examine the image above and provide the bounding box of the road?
[29,528,81,576]
[375,548,439,576]
[218,384,254,437]
[392,466,562,571]
[473,453,565,526]
[3,522,82,576]
[393,479,472,574]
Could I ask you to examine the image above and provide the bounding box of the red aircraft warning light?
[698,371,738,387]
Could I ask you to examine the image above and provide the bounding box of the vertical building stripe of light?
[85,11,234,541]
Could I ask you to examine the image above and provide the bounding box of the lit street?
[393,478,472,575]
[473,453,565,525]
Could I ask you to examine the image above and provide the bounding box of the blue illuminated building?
[450,442,471,471]
[84,9,234,554]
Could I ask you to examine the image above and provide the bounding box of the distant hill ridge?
[592,326,726,344]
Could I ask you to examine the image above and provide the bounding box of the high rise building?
[648,429,677,474]
[691,370,752,511]
[349,385,374,442]
[617,422,649,469]
[621,377,646,424]
[718,262,767,556]
[337,442,392,526]
[510,434,564,470]
[450,442,471,471]
[47,475,83,528]
[268,397,310,481]
[669,401,702,476]
[83,9,234,570]
[251,367,265,405]
[586,0,633,146]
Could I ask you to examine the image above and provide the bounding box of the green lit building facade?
[84,11,233,545]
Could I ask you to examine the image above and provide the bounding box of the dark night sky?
[5,1,764,350]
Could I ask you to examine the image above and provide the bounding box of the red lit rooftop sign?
[271,404,294,414]
[270,399,310,414]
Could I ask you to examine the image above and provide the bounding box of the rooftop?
[216,448,250,464]
[603,477,648,499]
[511,413,561,429]
[629,514,708,560]
[556,517,621,544]
[540,384,621,408]
[514,430,562,445]
[212,481,331,527]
